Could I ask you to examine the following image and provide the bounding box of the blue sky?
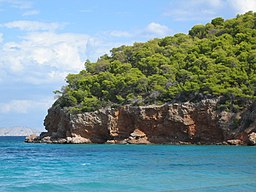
[0,0,255,130]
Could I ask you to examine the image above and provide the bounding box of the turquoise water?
[0,137,255,192]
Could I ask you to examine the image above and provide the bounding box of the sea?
[0,136,255,192]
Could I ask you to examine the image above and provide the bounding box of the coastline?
[25,99,256,146]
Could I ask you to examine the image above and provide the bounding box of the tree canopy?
[54,12,256,113]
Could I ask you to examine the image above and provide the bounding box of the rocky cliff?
[26,99,256,145]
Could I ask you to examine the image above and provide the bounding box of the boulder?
[67,135,91,144]
[126,129,150,144]
[227,139,243,145]
[25,134,38,143]
[248,132,256,145]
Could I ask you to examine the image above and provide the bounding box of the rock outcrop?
[248,132,256,145]
[26,99,256,145]
[25,134,38,142]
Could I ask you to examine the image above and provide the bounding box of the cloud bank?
[229,0,256,13]
[0,98,53,114]
[1,20,63,31]
[165,0,256,21]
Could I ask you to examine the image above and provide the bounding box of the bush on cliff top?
[54,12,256,113]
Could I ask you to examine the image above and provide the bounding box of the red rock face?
[110,101,224,144]
[38,99,256,145]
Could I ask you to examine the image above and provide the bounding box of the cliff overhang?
[26,99,256,145]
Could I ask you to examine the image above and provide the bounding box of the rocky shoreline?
[25,99,256,145]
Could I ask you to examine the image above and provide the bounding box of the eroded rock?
[126,129,150,144]
[25,134,38,143]
[26,99,256,145]
[227,139,243,145]
[248,132,256,146]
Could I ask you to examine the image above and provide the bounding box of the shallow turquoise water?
[0,136,255,192]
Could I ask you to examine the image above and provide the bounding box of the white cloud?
[0,19,172,87]
[47,71,69,83]
[0,29,117,84]
[0,98,53,114]
[228,0,256,13]
[79,9,93,13]
[208,0,223,8]
[164,0,256,21]
[9,0,33,10]
[146,22,170,36]
[164,0,224,21]
[7,56,24,72]
[0,0,40,17]
[20,71,69,85]
[106,22,172,41]
[1,20,63,31]
[21,32,94,70]
[0,33,3,43]
[109,30,132,37]
[0,32,88,81]
[22,9,40,16]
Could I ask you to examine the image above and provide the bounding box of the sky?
[0,0,256,130]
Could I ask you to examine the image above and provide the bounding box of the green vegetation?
[54,12,256,113]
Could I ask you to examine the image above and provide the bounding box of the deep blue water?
[0,136,255,192]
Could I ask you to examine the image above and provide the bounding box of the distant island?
[0,127,40,136]
[26,12,256,145]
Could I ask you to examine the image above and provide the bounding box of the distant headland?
[0,127,40,136]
